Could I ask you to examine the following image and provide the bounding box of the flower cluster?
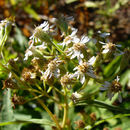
[22,19,124,102]
[0,17,126,129]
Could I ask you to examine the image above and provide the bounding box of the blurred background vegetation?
[0,0,129,130]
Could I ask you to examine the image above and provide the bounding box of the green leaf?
[88,114,130,129]
[65,0,77,4]
[84,1,105,8]
[120,70,130,87]
[0,118,55,126]
[104,55,122,77]
[24,5,40,21]
[1,89,18,130]
[14,27,28,52]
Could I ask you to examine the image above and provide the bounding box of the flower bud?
[22,66,36,84]
[75,120,85,129]
[2,78,17,89]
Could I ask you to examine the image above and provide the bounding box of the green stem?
[44,91,60,104]
[77,77,90,92]
[93,100,130,113]
[53,86,64,96]
[51,41,66,55]
[43,80,46,91]
[31,92,61,129]
[62,87,68,128]
[35,84,43,92]
[0,32,8,63]
[76,99,130,113]
[0,33,8,52]
[25,95,44,103]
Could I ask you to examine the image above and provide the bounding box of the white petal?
[78,58,83,64]
[24,50,33,60]
[73,67,78,71]
[80,75,85,84]
[100,32,110,38]
[102,49,109,54]
[73,37,80,43]
[71,53,76,59]
[99,41,106,45]
[116,76,120,82]
[67,51,73,56]
[75,50,80,56]
[88,56,96,65]
[48,73,52,79]
[71,29,77,36]
[81,36,90,43]
[80,53,84,59]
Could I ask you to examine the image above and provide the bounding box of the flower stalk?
[62,86,68,128]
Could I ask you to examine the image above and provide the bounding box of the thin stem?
[77,77,90,92]
[53,86,64,96]
[62,86,68,128]
[35,84,60,104]
[93,100,130,113]
[24,95,44,103]
[0,33,7,52]
[18,87,42,94]
[47,86,53,93]
[44,91,60,104]
[43,80,46,91]
[51,41,66,55]
[76,99,130,113]
[35,83,43,92]
[1,52,6,63]
[31,92,61,129]
[0,31,8,62]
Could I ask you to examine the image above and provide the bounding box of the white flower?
[73,61,96,84]
[100,76,122,102]
[30,21,51,43]
[60,73,75,89]
[60,28,78,47]
[0,18,15,29]
[24,41,47,61]
[67,35,89,63]
[100,42,123,56]
[71,92,82,103]
[42,59,63,81]
[24,50,33,60]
